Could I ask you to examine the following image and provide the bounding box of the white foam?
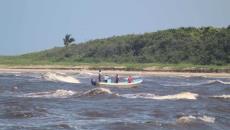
[176,115,196,123]
[177,115,215,124]
[160,81,209,87]
[198,115,215,123]
[43,72,80,83]
[211,94,230,99]
[203,79,230,85]
[52,89,76,97]
[23,89,76,98]
[160,82,194,87]
[22,88,114,98]
[120,92,199,100]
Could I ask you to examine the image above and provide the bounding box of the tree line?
[27,26,230,65]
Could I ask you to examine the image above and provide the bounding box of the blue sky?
[0,0,230,55]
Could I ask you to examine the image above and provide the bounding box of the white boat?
[96,79,143,88]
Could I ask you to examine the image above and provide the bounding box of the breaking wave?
[176,115,215,124]
[211,94,230,99]
[21,88,114,98]
[22,89,77,98]
[160,79,230,87]
[120,92,198,100]
[214,80,230,85]
[82,88,114,96]
[42,72,80,83]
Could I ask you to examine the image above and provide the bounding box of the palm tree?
[63,34,75,48]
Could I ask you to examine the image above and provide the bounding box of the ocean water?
[0,72,229,130]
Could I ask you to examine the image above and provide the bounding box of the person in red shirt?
[128,75,133,83]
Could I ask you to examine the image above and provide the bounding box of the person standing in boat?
[98,69,102,82]
[115,74,119,83]
[128,75,133,83]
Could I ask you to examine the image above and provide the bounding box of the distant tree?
[63,34,75,48]
[227,25,230,29]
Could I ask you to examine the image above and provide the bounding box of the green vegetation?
[0,26,230,72]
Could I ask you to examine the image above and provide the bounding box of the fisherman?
[91,78,96,86]
[115,74,119,83]
[128,75,133,83]
[98,69,102,82]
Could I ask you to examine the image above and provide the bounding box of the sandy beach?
[0,68,229,78]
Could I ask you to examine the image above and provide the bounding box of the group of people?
[98,69,133,83]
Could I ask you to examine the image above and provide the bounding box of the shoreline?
[0,64,229,73]
[0,68,229,78]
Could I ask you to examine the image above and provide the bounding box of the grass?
[0,56,229,72]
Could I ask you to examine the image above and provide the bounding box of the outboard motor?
[91,78,97,86]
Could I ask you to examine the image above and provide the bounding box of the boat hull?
[96,79,143,88]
